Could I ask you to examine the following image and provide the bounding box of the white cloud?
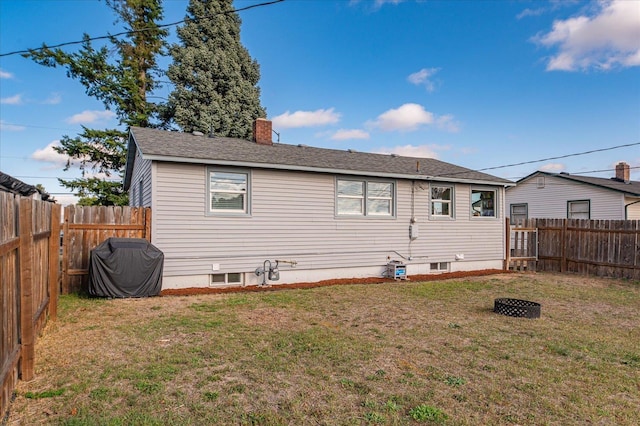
[330,129,370,140]
[517,7,546,20]
[42,93,61,105]
[533,0,640,71]
[272,108,341,129]
[0,69,13,79]
[375,0,405,7]
[458,147,478,155]
[31,141,69,168]
[66,110,116,124]
[0,120,25,131]
[54,193,79,207]
[1,94,23,105]
[370,103,434,132]
[407,67,440,92]
[435,114,461,133]
[539,163,565,172]
[349,0,405,10]
[374,144,447,159]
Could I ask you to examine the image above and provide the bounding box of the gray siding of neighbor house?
[128,150,152,207]
[151,162,506,278]
[625,196,640,220]
[506,174,625,220]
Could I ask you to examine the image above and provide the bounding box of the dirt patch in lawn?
[160,268,508,296]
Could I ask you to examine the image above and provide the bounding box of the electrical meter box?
[386,261,407,280]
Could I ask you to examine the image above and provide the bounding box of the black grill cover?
[89,238,164,298]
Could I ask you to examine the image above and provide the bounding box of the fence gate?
[506,218,538,271]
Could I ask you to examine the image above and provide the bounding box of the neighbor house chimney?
[615,162,630,183]
[253,118,272,145]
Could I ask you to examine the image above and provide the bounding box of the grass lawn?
[5,272,640,425]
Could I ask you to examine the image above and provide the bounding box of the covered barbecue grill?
[89,238,164,298]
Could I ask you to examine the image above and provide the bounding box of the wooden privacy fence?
[508,218,640,279]
[1,193,61,419]
[505,218,538,271]
[61,205,151,293]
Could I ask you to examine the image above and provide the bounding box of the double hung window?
[430,185,453,218]
[567,200,590,219]
[337,179,394,217]
[510,203,528,224]
[208,169,249,214]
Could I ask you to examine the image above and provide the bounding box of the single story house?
[506,162,640,222]
[124,119,514,289]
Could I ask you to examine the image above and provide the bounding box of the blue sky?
[0,0,639,205]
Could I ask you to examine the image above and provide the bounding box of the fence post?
[18,198,35,381]
[48,204,62,321]
[504,217,511,270]
[61,206,70,294]
[561,219,567,273]
[144,207,152,242]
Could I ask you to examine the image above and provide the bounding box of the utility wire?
[550,166,640,176]
[0,0,285,57]
[503,166,640,180]
[433,142,640,178]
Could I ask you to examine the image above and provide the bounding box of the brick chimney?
[615,162,630,183]
[253,118,272,145]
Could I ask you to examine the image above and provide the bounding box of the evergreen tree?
[167,0,266,139]
[26,0,167,205]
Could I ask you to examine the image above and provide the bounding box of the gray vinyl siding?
[152,162,506,277]
[625,196,640,220]
[128,150,152,207]
[506,174,625,220]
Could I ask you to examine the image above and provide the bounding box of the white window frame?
[211,273,244,286]
[430,262,449,272]
[337,179,365,215]
[471,188,497,219]
[429,184,454,219]
[207,167,251,215]
[510,203,528,224]
[336,178,395,218]
[367,181,394,216]
[567,200,590,219]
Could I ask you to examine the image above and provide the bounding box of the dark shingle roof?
[125,126,513,189]
[517,171,640,197]
[0,171,38,196]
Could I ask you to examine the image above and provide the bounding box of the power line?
[553,166,640,175]
[434,142,640,178]
[0,122,80,132]
[13,175,121,182]
[0,0,286,57]
[504,166,640,180]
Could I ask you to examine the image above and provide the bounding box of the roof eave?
[514,170,640,196]
[123,130,138,191]
[141,153,513,186]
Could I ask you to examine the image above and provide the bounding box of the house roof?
[515,170,640,197]
[0,170,39,197]
[125,126,513,189]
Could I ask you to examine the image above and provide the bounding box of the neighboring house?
[0,171,54,202]
[124,119,514,289]
[506,162,640,222]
